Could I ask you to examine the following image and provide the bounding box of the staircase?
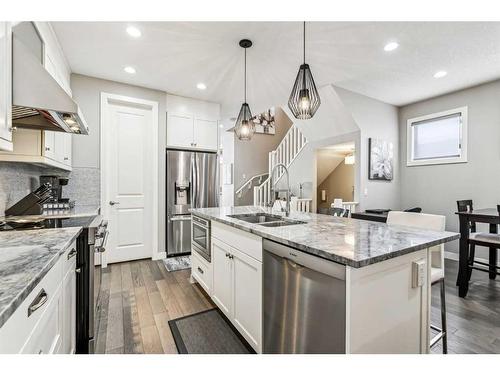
[253,125,308,207]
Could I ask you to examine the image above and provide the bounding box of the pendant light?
[234,39,255,141]
[288,22,321,120]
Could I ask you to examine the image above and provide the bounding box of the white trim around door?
[100,92,159,267]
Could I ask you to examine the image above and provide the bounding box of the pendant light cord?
[244,48,247,103]
[303,21,306,65]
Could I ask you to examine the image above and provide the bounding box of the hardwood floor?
[95,259,215,354]
[96,258,499,354]
[430,259,500,354]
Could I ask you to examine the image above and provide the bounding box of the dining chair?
[386,211,447,354]
[330,207,349,217]
[465,205,500,279]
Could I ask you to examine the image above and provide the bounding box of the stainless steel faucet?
[269,163,291,216]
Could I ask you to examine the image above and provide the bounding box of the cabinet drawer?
[212,221,262,261]
[21,284,63,354]
[0,256,63,353]
[191,251,212,295]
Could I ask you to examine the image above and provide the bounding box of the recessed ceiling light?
[124,66,136,74]
[433,70,447,79]
[196,83,207,90]
[126,26,141,38]
[219,124,224,128]
[384,42,399,52]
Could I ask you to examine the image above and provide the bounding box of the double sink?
[227,213,305,227]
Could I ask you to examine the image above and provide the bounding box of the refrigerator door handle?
[191,153,198,208]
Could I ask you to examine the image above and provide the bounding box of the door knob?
[109,201,120,206]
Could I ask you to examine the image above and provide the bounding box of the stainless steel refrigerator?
[166,149,219,257]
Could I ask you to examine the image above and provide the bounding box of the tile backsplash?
[0,162,43,216]
[0,162,100,216]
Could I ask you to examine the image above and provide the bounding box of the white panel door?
[103,96,157,264]
[232,246,262,352]
[193,118,218,150]
[211,238,233,316]
[167,113,194,148]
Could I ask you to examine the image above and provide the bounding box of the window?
[407,106,467,166]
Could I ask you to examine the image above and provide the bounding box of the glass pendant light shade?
[234,102,255,141]
[288,22,321,120]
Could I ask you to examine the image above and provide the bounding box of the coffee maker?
[40,175,70,206]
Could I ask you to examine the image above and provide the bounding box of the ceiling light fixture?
[288,21,321,120]
[196,83,207,90]
[433,70,447,78]
[383,42,399,52]
[234,39,255,141]
[126,26,142,38]
[124,66,136,74]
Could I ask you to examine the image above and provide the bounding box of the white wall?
[399,79,500,256]
[282,84,400,213]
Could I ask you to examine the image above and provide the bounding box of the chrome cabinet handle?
[64,157,69,160]
[67,248,77,260]
[45,147,50,151]
[197,266,204,275]
[109,201,120,206]
[225,253,229,258]
[28,289,48,317]
[228,254,234,260]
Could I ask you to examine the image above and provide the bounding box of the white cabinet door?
[166,113,194,148]
[193,118,218,150]
[63,133,72,166]
[232,246,262,352]
[0,22,12,151]
[211,238,233,316]
[62,257,76,354]
[43,131,56,160]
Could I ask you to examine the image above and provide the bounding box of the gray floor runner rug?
[168,309,255,354]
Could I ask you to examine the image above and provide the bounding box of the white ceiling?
[52,22,500,119]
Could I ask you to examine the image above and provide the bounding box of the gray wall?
[234,107,292,205]
[317,160,354,210]
[399,79,500,256]
[71,74,167,252]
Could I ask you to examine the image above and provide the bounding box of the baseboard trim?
[152,251,167,261]
[445,251,500,266]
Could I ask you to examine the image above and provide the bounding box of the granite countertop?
[190,206,460,268]
[0,227,83,329]
[0,204,100,223]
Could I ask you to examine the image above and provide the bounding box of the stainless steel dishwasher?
[263,239,346,354]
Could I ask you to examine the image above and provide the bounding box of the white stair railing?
[253,125,308,207]
[235,173,269,199]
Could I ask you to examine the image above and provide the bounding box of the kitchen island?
[189,206,459,354]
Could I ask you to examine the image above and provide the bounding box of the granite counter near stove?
[0,227,82,329]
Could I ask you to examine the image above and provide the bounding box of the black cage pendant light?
[288,22,321,120]
[234,39,255,141]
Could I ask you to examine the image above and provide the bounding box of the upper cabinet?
[166,94,220,151]
[0,22,13,152]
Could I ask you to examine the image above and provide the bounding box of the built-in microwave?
[191,215,211,262]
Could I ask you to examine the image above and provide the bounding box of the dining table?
[456,208,499,298]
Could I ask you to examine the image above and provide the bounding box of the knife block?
[5,193,44,216]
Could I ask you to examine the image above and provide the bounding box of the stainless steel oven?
[191,215,211,262]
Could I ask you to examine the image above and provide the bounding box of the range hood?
[11,32,89,135]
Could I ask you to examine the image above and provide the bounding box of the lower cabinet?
[211,237,262,353]
[0,241,77,354]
